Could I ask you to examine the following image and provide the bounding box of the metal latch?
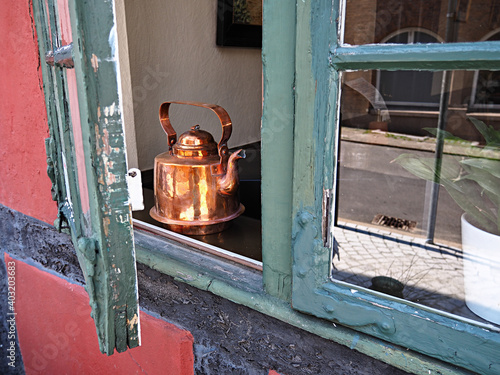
[45,43,74,68]
[322,188,333,248]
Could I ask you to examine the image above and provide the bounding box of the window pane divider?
[332,41,500,70]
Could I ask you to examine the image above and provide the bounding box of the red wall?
[7,254,195,374]
[0,1,57,224]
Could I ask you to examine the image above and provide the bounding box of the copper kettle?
[150,101,245,235]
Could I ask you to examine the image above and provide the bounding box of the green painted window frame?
[289,1,500,374]
[32,0,140,355]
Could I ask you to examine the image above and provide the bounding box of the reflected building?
[341,0,500,141]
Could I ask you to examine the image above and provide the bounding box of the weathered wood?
[67,0,140,355]
[261,0,296,301]
[290,1,500,374]
[292,0,338,284]
[332,41,500,71]
[32,0,140,355]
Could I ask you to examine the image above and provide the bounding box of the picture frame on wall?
[216,0,262,48]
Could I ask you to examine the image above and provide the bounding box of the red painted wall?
[6,254,195,374]
[0,1,57,224]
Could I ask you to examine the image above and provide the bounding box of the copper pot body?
[150,101,244,235]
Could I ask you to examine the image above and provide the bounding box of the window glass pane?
[474,70,500,105]
[385,32,408,44]
[378,70,443,106]
[65,70,93,235]
[132,152,263,262]
[58,0,92,234]
[334,69,500,326]
[47,0,92,236]
[344,0,500,45]
[413,31,439,44]
[471,32,500,108]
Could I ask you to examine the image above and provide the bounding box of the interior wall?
[115,0,139,170]
[123,0,263,171]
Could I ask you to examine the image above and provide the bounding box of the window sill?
[133,220,262,271]
[133,225,473,375]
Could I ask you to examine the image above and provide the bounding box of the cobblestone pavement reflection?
[332,220,498,327]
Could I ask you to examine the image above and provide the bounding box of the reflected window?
[377,29,444,109]
[471,30,500,109]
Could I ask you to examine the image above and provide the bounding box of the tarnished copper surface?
[151,101,245,235]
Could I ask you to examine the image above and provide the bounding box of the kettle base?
[149,205,244,236]
[162,221,232,236]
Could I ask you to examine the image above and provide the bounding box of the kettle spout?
[218,149,246,196]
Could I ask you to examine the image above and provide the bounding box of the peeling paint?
[105,171,116,185]
[127,314,138,330]
[101,129,111,155]
[108,24,117,61]
[117,214,130,224]
[370,302,394,310]
[103,216,110,236]
[91,53,99,72]
[95,127,120,186]
[103,102,116,117]
[175,272,195,282]
[31,0,140,355]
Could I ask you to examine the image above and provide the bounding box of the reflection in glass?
[333,69,500,326]
[376,29,444,109]
[344,0,500,45]
[471,31,500,108]
[474,70,500,106]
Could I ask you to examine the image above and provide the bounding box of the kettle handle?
[159,101,232,159]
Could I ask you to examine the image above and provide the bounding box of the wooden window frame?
[33,0,140,355]
[290,1,500,375]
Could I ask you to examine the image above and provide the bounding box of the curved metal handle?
[159,101,233,159]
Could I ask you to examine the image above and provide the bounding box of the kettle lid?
[173,125,218,157]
